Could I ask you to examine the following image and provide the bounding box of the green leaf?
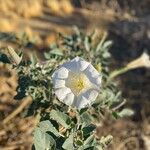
[102,41,112,49]
[75,139,83,146]
[81,112,94,125]
[44,52,51,59]
[50,43,57,49]
[38,120,62,137]
[84,36,91,51]
[50,49,63,56]
[33,127,56,150]
[14,76,30,100]
[82,124,96,137]
[62,132,74,149]
[50,110,71,129]
[94,146,103,150]
[102,51,111,58]
[0,32,16,42]
[118,108,134,117]
[79,107,88,115]
[85,147,96,150]
[112,111,119,119]
[95,39,104,52]
[0,53,11,64]
[29,52,38,65]
[78,145,95,150]
[84,134,94,145]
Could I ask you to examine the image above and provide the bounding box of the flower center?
[75,76,85,91]
[66,72,89,96]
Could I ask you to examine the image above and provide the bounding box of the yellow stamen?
[66,73,89,96]
[74,76,85,91]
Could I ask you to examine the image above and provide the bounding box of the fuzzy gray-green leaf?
[62,132,74,149]
[33,127,56,150]
[38,120,62,137]
[118,108,134,117]
[50,49,63,56]
[50,110,71,128]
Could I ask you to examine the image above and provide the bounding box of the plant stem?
[109,67,129,80]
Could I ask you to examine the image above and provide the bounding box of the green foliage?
[50,110,71,129]
[0,32,17,43]
[118,108,134,117]
[82,124,96,138]
[0,28,133,150]
[38,120,62,137]
[0,53,11,64]
[62,132,74,150]
[33,127,56,150]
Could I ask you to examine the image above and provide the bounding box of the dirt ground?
[0,0,150,150]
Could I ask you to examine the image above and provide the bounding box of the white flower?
[127,52,150,69]
[52,57,102,109]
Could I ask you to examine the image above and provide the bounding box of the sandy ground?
[0,0,150,149]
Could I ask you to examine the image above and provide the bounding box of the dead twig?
[112,99,126,111]
[2,97,32,124]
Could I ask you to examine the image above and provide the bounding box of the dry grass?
[0,0,42,18]
[0,0,74,18]
[45,0,74,15]
[0,62,35,150]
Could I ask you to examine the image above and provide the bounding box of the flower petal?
[74,89,99,109]
[53,79,65,89]
[62,57,90,72]
[63,92,75,106]
[75,95,89,109]
[55,87,71,101]
[62,57,79,72]
[83,64,102,87]
[82,89,99,102]
[95,76,101,86]
[78,59,90,71]
[52,67,69,79]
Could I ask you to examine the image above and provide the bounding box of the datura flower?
[127,52,150,69]
[52,57,102,109]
